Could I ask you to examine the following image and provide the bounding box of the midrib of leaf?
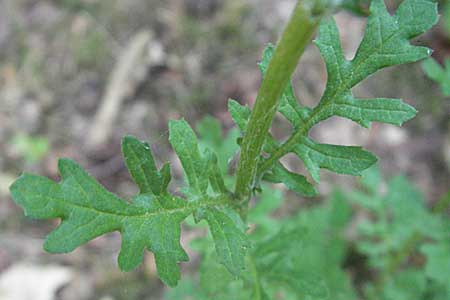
[30,182,230,219]
[331,101,411,114]
[301,139,371,162]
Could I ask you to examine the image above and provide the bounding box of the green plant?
[9,0,438,296]
[348,166,450,300]
[165,163,450,299]
[165,118,354,299]
[10,133,50,163]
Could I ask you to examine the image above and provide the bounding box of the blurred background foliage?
[0,0,449,299]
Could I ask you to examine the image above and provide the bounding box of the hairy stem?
[234,0,328,205]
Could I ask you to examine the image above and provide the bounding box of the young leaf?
[351,0,436,81]
[196,116,240,175]
[204,149,227,194]
[228,99,251,132]
[199,206,251,276]
[10,159,189,287]
[313,14,419,127]
[160,162,172,192]
[263,163,317,197]
[122,135,164,195]
[169,119,209,195]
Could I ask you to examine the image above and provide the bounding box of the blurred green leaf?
[423,58,450,96]
[11,133,49,163]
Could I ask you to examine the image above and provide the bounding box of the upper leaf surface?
[200,206,251,276]
[313,0,435,127]
[10,150,249,286]
[10,158,189,287]
[263,163,317,197]
[122,135,164,195]
[350,0,436,84]
[169,119,209,195]
[294,138,377,182]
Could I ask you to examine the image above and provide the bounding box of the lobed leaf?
[230,0,437,192]
[122,135,165,195]
[10,125,250,287]
[169,119,209,195]
[294,138,377,182]
[263,163,317,197]
[10,159,189,287]
[199,206,251,276]
[313,14,420,127]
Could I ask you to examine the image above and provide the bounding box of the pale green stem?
[234,0,328,209]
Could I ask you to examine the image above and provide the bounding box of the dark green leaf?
[199,206,251,276]
[228,99,251,132]
[294,138,377,182]
[10,159,189,287]
[263,163,317,197]
[169,119,208,195]
[122,135,164,195]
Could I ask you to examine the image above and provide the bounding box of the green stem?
[234,0,327,204]
[257,107,317,177]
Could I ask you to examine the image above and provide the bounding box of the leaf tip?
[57,158,79,177]
[365,153,378,172]
[168,118,187,127]
[9,173,28,206]
[121,134,140,147]
[117,251,142,273]
[396,100,418,126]
[43,236,72,254]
